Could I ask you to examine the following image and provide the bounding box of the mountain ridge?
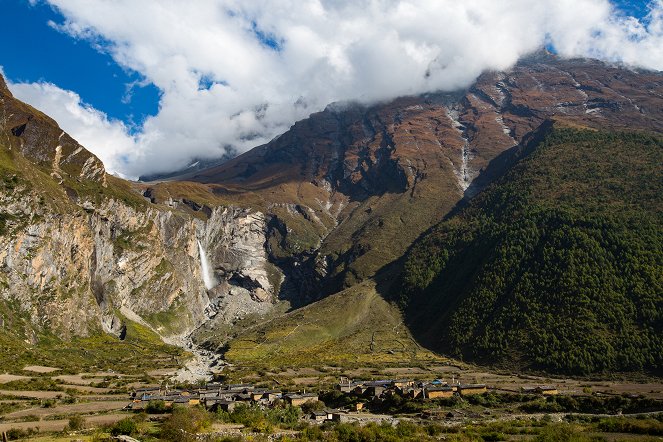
[170,54,663,305]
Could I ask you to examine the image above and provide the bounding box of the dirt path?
[22,366,59,374]
[0,374,30,384]
[0,412,131,433]
[54,373,129,385]
[0,390,67,399]
[83,395,132,401]
[2,400,129,420]
[61,384,114,394]
[53,374,96,385]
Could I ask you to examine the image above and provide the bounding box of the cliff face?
[0,79,276,343]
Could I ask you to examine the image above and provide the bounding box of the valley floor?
[0,357,661,441]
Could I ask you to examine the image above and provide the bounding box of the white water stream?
[446,107,473,191]
[197,239,217,290]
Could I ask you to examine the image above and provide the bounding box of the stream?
[164,333,226,383]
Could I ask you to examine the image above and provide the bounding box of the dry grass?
[0,412,131,435]
[0,390,66,400]
[2,400,129,420]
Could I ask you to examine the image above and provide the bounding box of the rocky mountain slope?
[190,54,663,371]
[215,127,662,376]
[1,52,663,374]
[0,74,277,354]
[154,52,663,307]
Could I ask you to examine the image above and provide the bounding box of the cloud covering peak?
[9,0,663,178]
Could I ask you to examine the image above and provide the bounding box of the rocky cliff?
[0,80,276,345]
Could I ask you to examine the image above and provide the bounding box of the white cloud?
[8,0,663,178]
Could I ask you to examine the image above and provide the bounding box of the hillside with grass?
[397,128,663,375]
[219,280,445,369]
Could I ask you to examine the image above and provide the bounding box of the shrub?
[6,427,38,440]
[110,417,138,436]
[301,400,326,414]
[301,425,325,440]
[534,424,603,442]
[597,417,663,436]
[67,414,86,431]
[160,406,212,442]
[146,399,167,413]
[41,399,56,408]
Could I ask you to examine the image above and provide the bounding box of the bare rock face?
[0,188,274,340]
[0,77,277,342]
[201,207,276,323]
[0,75,10,97]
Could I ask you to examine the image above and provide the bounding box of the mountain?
[160,52,663,305]
[0,73,278,372]
[137,154,235,183]
[191,54,663,372]
[397,127,662,374]
[218,125,663,375]
[1,52,662,375]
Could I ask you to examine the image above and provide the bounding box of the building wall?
[427,390,453,399]
[459,387,486,396]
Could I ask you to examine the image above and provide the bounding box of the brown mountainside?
[150,54,663,305]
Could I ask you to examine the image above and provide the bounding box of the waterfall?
[197,240,217,290]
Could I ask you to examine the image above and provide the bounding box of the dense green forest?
[397,128,662,374]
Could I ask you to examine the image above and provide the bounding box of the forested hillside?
[398,128,662,375]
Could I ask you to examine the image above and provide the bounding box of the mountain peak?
[0,73,12,97]
[0,73,106,185]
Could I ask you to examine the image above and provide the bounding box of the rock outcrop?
[0,77,276,343]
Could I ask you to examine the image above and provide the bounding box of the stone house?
[458,384,487,396]
[285,392,318,407]
[425,386,454,399]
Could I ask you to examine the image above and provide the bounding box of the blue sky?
[612,0,652,16]
[0,0,159,129]
[1,0,660,178]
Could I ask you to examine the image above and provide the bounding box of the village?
[2,363,660,441]
[129,377,559,423]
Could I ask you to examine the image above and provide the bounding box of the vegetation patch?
[0,316,186,374]
[398,129,663,375]
[225,280,444,369]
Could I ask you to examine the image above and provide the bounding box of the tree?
[146,399,167,413]
[110,417,138,436]
[301,400,326,414]
[160,406,212,442]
